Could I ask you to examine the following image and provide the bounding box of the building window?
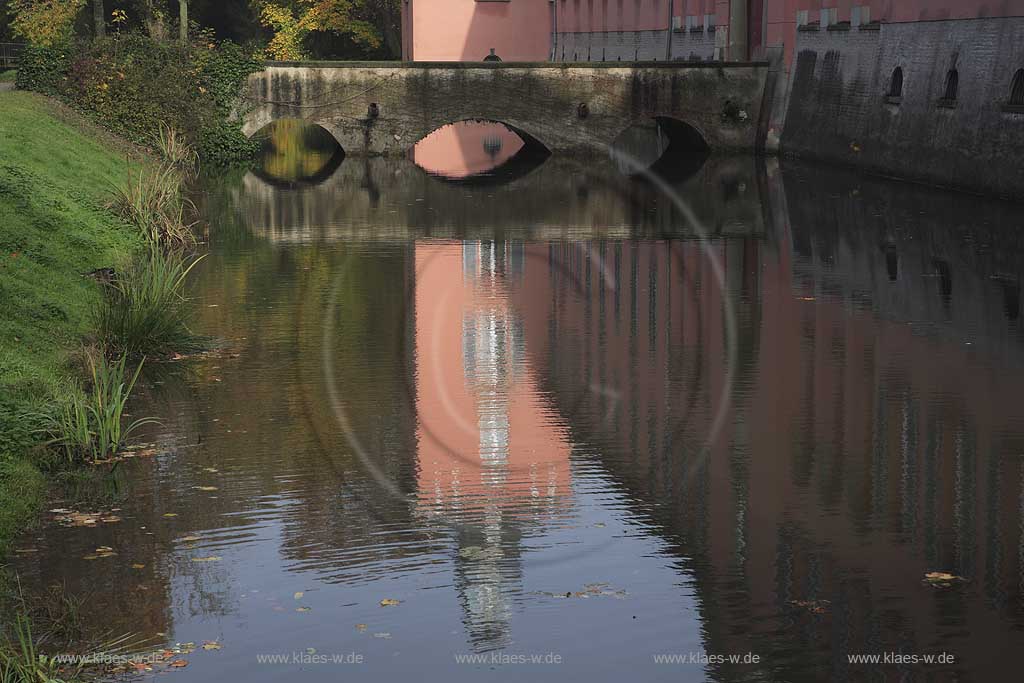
[1011,69,1024,106]
[820,7,837,27]
[796,10,809,27]
[888,67,904,98]
[851,5,871,27]
[943,69,959,101]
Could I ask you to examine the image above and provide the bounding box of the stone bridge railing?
[239,61,769,157]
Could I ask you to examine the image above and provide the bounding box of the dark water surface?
[10,143,1024,681]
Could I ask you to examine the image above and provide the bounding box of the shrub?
[93,248,206,359]
[13,44,70,95]
[17,33,261,166]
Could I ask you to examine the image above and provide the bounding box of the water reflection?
[9,151,1024,682]
[412,121,551,185]
[251,119,344,188]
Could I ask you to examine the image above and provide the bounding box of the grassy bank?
[0,91,141,553]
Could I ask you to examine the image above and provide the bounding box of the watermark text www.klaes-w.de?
[848,652,956,665]
[255,651,364,665]
[653,651,761,665]
[454,652,562,665]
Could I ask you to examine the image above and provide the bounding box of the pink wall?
[404,0,552,61]
[555,0,671,33]
[401,0,1024,63]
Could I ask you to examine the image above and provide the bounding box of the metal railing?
[0,43,25,70]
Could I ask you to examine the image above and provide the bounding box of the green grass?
[0,71,15,84]
[0,91,141,553]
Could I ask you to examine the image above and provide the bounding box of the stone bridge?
[240,61,768,156]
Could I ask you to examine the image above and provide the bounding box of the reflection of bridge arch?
[412,120,551,185]
[240,62,768,156]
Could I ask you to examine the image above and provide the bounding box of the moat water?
[10,123,1024,681]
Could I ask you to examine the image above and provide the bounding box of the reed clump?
[40,353,159,466]
[93,247,206,360]
[110,123,199,250]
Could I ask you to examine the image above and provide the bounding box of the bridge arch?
[411,119,551,185]
[248,118,346,187]
[610,116,711,177]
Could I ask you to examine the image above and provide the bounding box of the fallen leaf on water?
[131,563,146,569]
[355,624,368,631]
[789,599,830,614]
[177,536,201,543]
[163,513,178,518]
[55,511,123,527]
[202,642,222,651]
[379,599,401,607]
[295,607,311,612]
[191,556,221,563]
[203,468,219,473]
[193,486,218,492]
[293,592,304,600]
[169,660,189,668]
[923,571,965,587]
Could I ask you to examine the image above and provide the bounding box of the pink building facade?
[401,0,553,61]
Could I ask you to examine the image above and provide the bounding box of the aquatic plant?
[0,614,70,683]
[155,123,199,177]
[42,354,158,465]
[109,161,197,249]
[93,248,206,359]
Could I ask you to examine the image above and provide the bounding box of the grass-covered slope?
[0,91,140,551]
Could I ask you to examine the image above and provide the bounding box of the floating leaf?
[355,624,368,631]
[923,571,965,587]
[163,513,178,518]
[131,563,146,570]
[202,642,222,651]
[789,599,830,614]
[295,606,311,613]
[169,660,189,668]
[293,592,304,600]
[177,536,201,543]
[191,556,221,563]
[379,599,401,607]
[193,486,218,492]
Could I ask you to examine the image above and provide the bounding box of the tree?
[92,0,104,37]
[9,0,85,46]
[256,0,385,60]
[179,0,188,43]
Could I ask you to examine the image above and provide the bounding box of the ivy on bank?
[16,32,262,166]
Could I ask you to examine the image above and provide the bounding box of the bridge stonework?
[240,62,768,156]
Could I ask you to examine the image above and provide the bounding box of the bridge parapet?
[240,61,768,157]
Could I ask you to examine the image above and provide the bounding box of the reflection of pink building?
[414,242,572,517]
[401,0,553,61]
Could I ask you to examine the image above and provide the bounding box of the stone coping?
[263,60,770,69]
